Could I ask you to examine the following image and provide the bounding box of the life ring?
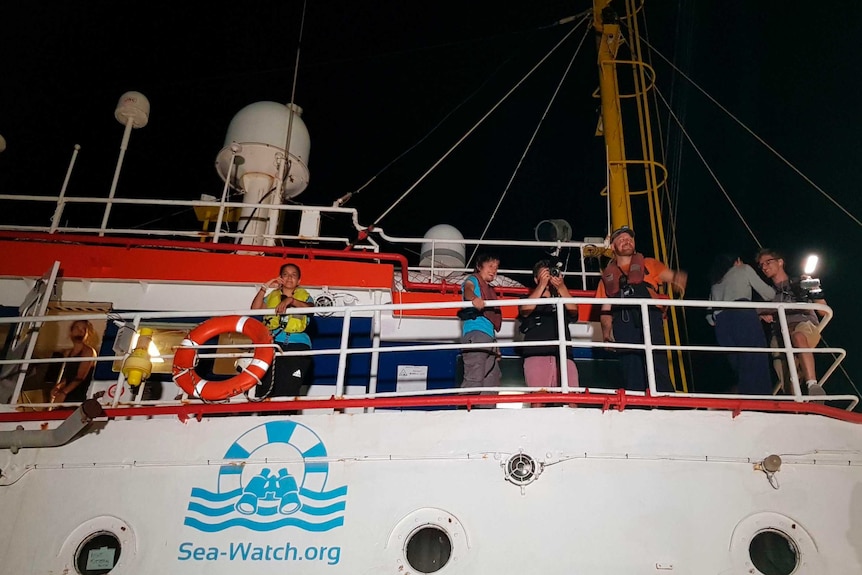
[172,315,274,401]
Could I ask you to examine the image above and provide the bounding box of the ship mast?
[592,0,688,391]
[593,1,630,232]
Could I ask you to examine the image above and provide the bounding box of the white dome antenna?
[100,91,150,234]
[215,102,311,246]
[420,224,466,269]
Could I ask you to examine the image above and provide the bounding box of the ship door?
[0,261,60,403]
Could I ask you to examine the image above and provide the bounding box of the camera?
[619,274,635,297]
[549,267,561,278]
[799,276,822,298]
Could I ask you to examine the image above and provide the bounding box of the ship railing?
[0,296,853,415]
[0,193,603,289]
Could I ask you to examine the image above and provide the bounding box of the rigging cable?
[466,16,592,266]
[282,0,308,175]
[347,58,514,201]
[636,34,862,228]
[371,15,587,228]
[651,85,762,247]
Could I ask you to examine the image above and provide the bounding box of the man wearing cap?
[595,226,687,392]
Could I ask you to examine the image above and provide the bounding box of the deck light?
[803,254,819,275]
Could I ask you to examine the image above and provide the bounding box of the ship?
[1,2,860,574]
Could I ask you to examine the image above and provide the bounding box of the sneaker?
[807,382,826,397]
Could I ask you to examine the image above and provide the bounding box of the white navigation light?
[804,254,819,275]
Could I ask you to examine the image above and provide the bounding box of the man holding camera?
[755,248,827,396]
[595,226,687,392]
[519,260,580,391]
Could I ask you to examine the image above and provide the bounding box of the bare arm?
[251,278,282,309]
[658,268,687,293]
[51,346,97,400]
[463,278,485,310]
[550,275,579,314]
[520,268,550,316]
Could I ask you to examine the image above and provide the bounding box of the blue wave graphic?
[185,486,347,531]
[300,485,348,499]
[299,501,346,516]
[187,501,236,516]
[184,515,344,533]
[189,487,242,502]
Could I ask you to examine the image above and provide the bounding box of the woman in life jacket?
[251,263,314,403]
[459,253,503,392]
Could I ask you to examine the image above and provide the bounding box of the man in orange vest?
[595,226,687,392]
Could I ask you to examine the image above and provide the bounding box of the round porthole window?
[74,530,122,575]
[405,525,453,573]
[749,530,798,575]
[730,512,820,574]
[387,508,469,572]
[55,516,136,575]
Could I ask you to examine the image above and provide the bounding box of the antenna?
[100,91,150,236]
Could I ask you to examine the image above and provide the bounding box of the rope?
[372,17,586,228]
[467,16,592,266]
[635,32,862,228]
[651,85,762,247]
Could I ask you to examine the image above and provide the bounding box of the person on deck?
[50,319,98,404]
[519,259,580,392]
[459,253,503,392]
[755,248,827,396]
[251,263,314,400]
[707,254,775,395]
[595,226,687,392]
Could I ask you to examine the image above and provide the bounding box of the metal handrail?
[0,296,850,412]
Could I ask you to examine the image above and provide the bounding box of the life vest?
[601,253,656,298]
[263,287,312,334]
[467,274,502,331]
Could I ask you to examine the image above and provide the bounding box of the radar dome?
[215,101,311,200]
[420,224,466,269]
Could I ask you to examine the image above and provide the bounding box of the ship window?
[749,529,798,575]
[74,530,122,575]
[405,525,452,573]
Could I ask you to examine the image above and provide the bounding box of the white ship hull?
[1,407,858,574]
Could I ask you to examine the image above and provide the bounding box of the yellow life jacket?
[263,287,311,333]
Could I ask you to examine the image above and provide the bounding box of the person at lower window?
[50,319,98,404]
[519,260,580,395]
[251,263,314,400]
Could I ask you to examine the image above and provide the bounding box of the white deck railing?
[0,296,852,412]
[0,193,603,290]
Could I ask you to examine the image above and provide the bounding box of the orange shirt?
[594,257,668,299]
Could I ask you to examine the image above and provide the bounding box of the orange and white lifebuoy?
[172,315,274,401]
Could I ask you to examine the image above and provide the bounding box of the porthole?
[405,525,452,573]
[55,516,136,575]
[75,531,122,575]
[749,529,798,575]
[730,512,821,574]
[387,508,469,572]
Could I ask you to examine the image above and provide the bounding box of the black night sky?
[2,1,861,398]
